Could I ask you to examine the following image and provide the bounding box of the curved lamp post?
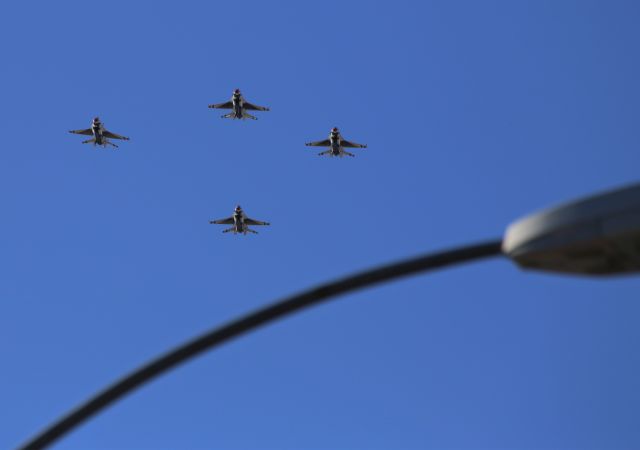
[19,183,640,450]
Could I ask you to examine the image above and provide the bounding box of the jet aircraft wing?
[340,139,367,148]
[244,218,270,226]
[210,217,234,225]
[103,130,130,140]
[305,139,331,147]
[243,102,269,111]
[208,101,233,109]
[68,128,93,136]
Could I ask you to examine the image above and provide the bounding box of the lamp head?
[503,183,640,275]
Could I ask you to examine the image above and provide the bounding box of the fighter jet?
[209,205,270,234]
[208,89,270,120]
[69,117,130,148]
[305,127,367,157]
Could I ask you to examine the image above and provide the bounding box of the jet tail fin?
[81,138,96,145]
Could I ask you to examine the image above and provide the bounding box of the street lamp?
[19,182,640,450]
[504,182,640,275]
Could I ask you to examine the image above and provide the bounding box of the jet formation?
[70,89,368,236]
[69,117,130,148]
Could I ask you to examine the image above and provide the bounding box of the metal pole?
[19,239,504,450]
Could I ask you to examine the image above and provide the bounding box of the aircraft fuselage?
[330,133,342,155]
[233,213,246,233]
[92,125,105,145]
[232,95,244,118]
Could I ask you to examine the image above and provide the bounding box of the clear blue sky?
[1,1,640,449]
